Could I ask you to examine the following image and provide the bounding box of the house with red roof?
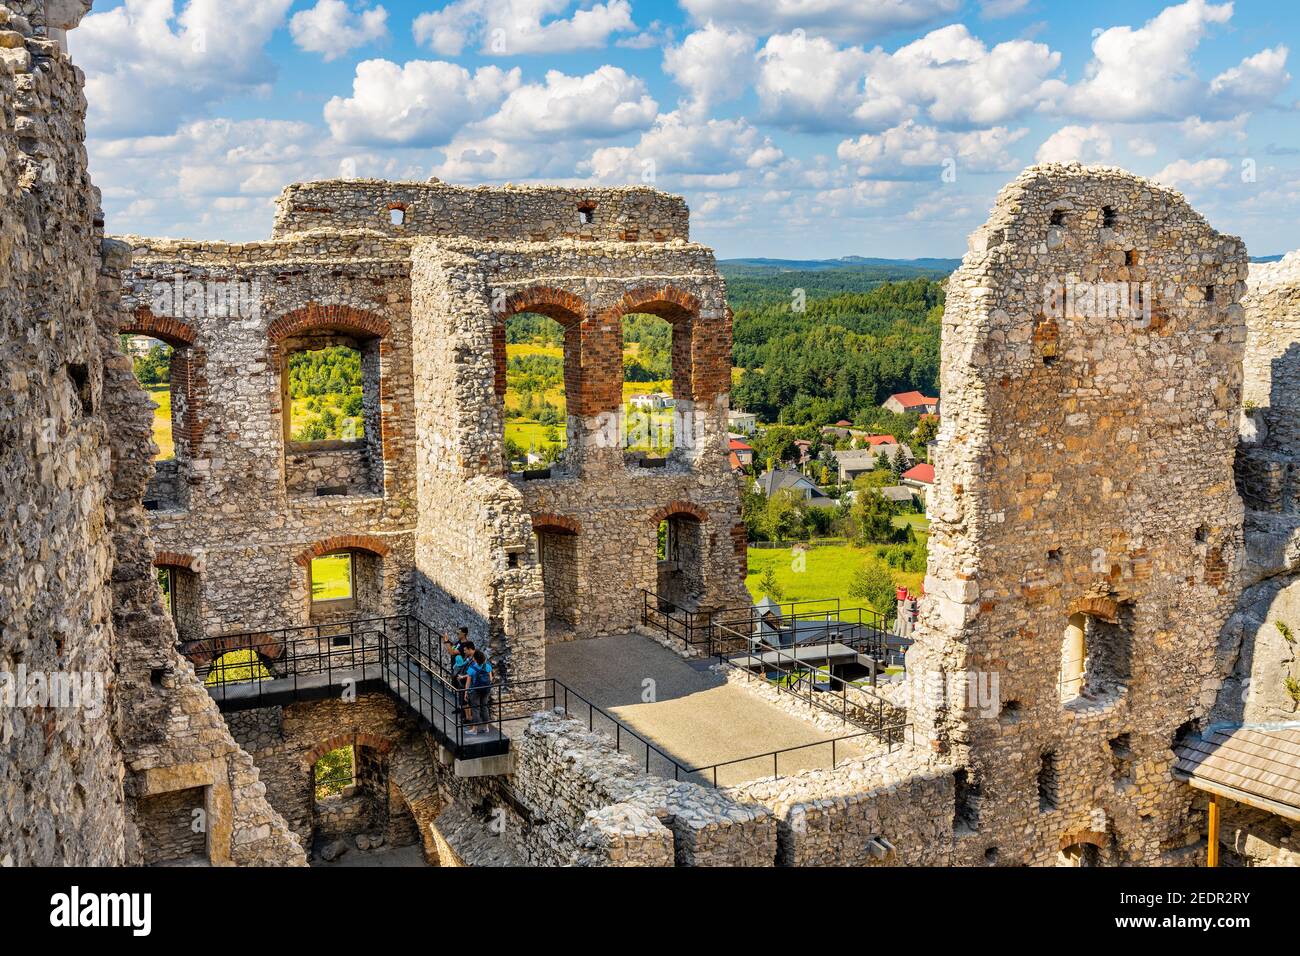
[728,437,754,469]
[901,461,935,511]
[901,462,934,485]
[883,391,940,416]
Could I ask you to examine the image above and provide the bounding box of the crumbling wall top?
[270,179,690,243]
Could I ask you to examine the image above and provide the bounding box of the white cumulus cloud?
[663,23,757,113]
[476,66,658,142]
[680,0,961,42]
[413,0,634,56]
[72,0,293,137]
[756,25,1063,133]
[290,0,388,62]
[324,59,522,147]
[1034,124,1113,164]
[1063,0,1256,121]
[1153,157,1234,190]
[839,120,1026,178]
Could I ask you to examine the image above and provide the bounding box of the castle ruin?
[1,0,1295,868]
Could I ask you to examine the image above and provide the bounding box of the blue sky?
[71,0,1298,259]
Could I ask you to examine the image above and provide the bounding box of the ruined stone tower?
[911,165,1251,865]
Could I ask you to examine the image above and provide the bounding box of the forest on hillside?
[730,276,944,426]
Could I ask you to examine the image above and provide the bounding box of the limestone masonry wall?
[116,182,748,686]
[909,164,1250,865]
[0,0,303,866]
[272,180,689,243]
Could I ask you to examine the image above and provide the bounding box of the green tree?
[757,565,784,602]
[849,556,898,625]
[912,413,940,449]
[852,486,899,545]
[764,488,806,543]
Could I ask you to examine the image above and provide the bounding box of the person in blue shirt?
[465,650,496,734]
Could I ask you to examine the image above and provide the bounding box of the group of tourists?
[444,628,498,736]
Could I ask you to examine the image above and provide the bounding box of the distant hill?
[719,257,959,310]
[1250,255,1287,263]
[721,256,962,273]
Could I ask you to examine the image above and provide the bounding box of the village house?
[755,468,834,506]
[833,445,912,484]
[727,409,758,434]
[729,437,754,469]
[883,390,940,415]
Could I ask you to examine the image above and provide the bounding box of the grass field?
[745,542,926,616]
[310,553,353,601]
[205,649,272,686]
[145,384,174,461]
[504,342,675,457]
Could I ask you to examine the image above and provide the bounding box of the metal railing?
[639,590,910,667]
[188,615,547,751]
[190,609,911,787]
[544,677,886,789]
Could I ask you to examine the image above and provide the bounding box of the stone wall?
[223,692,444,863]
[115,184,747,688]
[273,180,689,243]
[408,238,749,680]
[0,0,303,867]
[909,164,1250,866]
[0,1,124,862]
[117,237,418,636]
[733,749,955,866]
[1204,250,1300,866]
[431,711,778,866]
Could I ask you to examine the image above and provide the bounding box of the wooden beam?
[1207,792,1220,868]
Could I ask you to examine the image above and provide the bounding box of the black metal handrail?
[711,619,909,745]
[190,612,908,788]
[640,589,910,668]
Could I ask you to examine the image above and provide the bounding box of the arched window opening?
[205,650,273,687]
[309,743,399,855]
[281,329,381,497]
[1060,605,1133,706]
[308,549,382,621]
[1058,842,1101,867]
[503,311,568,474]
[623,313,674,458]
[126,334,174,461]
[656,512,705,611]
[156,563,201,641]
[126,330,195,510]
[314,745,356,801]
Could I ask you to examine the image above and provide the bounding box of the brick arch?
[121,306,197,348]
[613,285,701,323]
[121,307,206,458]
[652,501,709,524]
[597,284,722,404]
[1069,594,1122,624]
[494,285,600,416]
[182,634,284,670]
[1058,829,1108,850]
[304,732,394,769]
[499,285,587,326]
[154,551,197,571]
[267,303,390,343]
[531,512,581,536]
[294,533,392,568]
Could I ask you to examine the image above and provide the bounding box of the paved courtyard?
[545,633,863,787]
